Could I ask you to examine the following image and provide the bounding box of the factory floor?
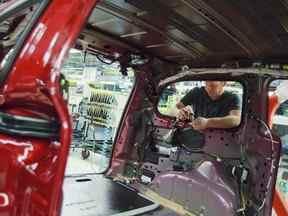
[62,147,186,216]
[65,148,109,176]
[63,144,288,216]
[60,174,161,216]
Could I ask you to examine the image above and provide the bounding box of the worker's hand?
[177,105,193,121]
[190,117,209,130]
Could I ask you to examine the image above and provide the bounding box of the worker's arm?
[191,109,241,130]
[175,88,198,120]
[206,110,241,128]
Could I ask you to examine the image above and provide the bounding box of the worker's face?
[205,81,226,97]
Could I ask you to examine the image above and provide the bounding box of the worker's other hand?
[177,105,193,121]
[190,117,208,130]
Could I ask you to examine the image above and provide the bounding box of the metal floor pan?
[61,175,160,216]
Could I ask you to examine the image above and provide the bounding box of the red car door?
[0,0,98,215]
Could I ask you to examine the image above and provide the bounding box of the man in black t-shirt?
[176,81,241,130]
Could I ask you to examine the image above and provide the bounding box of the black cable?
[248,114,276,214]
[95,54,116,65]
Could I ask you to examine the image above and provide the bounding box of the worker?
[176,81,241,130]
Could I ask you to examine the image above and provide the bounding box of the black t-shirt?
[180,87,241,118]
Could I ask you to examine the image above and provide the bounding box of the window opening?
[62,49,135,175]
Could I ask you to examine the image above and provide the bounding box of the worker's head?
[205,81,226,100]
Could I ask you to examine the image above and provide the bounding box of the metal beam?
[82,26,182,65]
[82,27,138,52]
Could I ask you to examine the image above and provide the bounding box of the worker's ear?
[222,81,227,86]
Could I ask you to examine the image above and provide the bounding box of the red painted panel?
[0,0,98,215]
[268,94,288,216]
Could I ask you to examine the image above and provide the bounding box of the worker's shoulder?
[223,90,240,101]
[191,86,204,94]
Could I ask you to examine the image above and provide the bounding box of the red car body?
[0,0,286,215]
[0,0,97,215]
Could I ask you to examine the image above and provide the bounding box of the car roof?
[80,0,288,68]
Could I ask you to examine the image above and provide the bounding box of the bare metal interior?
[81,0,288,68]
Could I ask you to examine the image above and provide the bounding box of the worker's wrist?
[205,118,214,128]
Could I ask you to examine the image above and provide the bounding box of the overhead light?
[136,11,148,16]
[165,55,186,59]
[120,31,147,38]
[92,18,118,26]
[145,44,167,48]
[69,48,82,54]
